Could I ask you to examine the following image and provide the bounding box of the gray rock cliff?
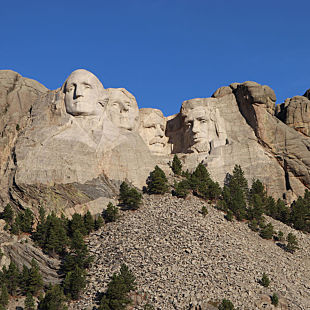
[1,69,310,213]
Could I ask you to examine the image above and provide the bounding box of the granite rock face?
[0,226,60,284]
[1,69,310,213]
[0,70,48,205]
[235,82,310,200]
[276,94,310,136]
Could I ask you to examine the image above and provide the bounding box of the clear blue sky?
[1,0,310,116]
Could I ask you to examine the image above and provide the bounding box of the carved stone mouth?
[193,136,204,142]
[150,140,165,146]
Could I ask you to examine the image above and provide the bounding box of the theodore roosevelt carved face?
[139,108,168,155]
[106,88,139,131]
[64,69,106,117]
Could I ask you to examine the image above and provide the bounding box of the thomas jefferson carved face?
[139,108,168,155]
[106,88,139,131]
[64,69,106,116]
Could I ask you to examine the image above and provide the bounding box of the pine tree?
[99,264,136,310]
[19,265,30,294]
[1,204,14,225]
[222,165,248,220]
[25,292,35,310]
[5,261,19,295]
[38,285,67,310]
[119,182,142,210]
[171,154,182,175]
[20,208,34,233]
[0,284,9,307]
[69,213,87,237]
[188,163,221,200]
[119,182,130,203]
[146,166,169,194]
[103,203,119,223]
[62,230,92,273]
[83,211,95,234]
[260,222,274,239]
[260,273,270,287]
[290,192,310,232]
[41,213,68,256]
[94,216,104,230]
[271,293,279,306]
[63,266,86,300]
[173,180,190,198]
[218,299,235,310]
[286,233,299,253]
[28,259,43,295]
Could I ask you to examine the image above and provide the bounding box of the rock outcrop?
[0,226,60,284]
[0,70,48,205]
[1,69,310,214]
[234,82,310,200]
[275,94,310,136]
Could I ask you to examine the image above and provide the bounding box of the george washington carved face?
[64,69,106,117]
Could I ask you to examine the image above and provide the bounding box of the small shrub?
[103,202,119,223]
[173,180,190,198]
[286,233,299,253]
[260,273,270,287]
[218,298,235,310]
[271,293,279,307]
[276,231,284,242]
[201,206,208,217]
[119,182,142,210]
[94,216,104,230]
[259,222,274,240]
[171,154,182,175]
[146,166,169,194]
[0,204,14,225]
[225,210,233,222]
[16,124,20,131]
[248,219,259,232]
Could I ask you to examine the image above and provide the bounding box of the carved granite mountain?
[1,69,310,214]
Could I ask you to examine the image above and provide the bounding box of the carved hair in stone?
[62,69,107,117]
[106,88,139,131]
[181,98,227,153]
[139,108,170,155]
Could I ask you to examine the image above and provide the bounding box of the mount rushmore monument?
[1,69,310,215]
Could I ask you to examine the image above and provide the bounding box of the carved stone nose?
[74,85,83,98]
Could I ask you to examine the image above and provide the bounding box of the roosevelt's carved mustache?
[149,137,165,145]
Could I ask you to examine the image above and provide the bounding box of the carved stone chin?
[139,108,169,155]
[63,69,107,117]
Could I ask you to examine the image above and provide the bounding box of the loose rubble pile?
[71,194,310,310]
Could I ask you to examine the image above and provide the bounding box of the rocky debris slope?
[71,194,310,310]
